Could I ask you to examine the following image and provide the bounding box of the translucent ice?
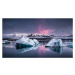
[67,43,73,48]
[33,39,39,45]
[16,36,39,47]
[3,40,11,44]
[16,36,29,44]
[45,39,62,47]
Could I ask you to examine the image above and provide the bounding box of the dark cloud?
[3,18,73,36]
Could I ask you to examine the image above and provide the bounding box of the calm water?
[2,41,73,58]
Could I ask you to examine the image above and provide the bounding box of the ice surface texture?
[45,39,62,47]
[16,37,39,47]
[67,43,73,48]
[3,40,11,44]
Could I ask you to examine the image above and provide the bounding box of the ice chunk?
[16,36,29,44]
[33,39,39,45]
[3,40,7,44]
[62,44,67,47]
[45,39,62,47]
[16,37,38,47]
[67,43,73,48]
[62,42,73,47]
[28,39,35,45]
[3,42,15,48]
[2,40,11,44]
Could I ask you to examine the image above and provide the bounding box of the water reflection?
[16,45,40,53]
[3,41,15,48]
[2,41,73,57]
[45,46,63,54]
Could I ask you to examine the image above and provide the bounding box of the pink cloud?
[38,25,55,35]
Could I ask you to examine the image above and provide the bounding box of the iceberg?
[67,43,73,48]
[2,40,11,44]
[28,39,35,45]
[3,42,15,48]
[45,39,62,47]
[16,36,29,44]
[16,36,39,48]
[33,39,39,45]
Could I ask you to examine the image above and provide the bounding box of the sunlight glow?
[38,25,54,35]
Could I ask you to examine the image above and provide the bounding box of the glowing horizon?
[38,25,55,35]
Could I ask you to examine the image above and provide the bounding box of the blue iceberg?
[16,37,39,47]
[45,39,62,47]
[33,39,39,45]
[67,43,73,48]
[2,40,11,44]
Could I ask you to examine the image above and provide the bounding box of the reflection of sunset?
[39,45,49,51]
[38,44,50,55]
[38,25,54,35]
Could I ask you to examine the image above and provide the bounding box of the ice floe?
[16,36,39,47]
[33,39,39,45]
[45,39,62,47]
[2,40,11,44]
[67,43,73,48]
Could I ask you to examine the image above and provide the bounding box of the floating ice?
[67,43,73,48]
[16,36,29,43]
[62,42,73,47]
[28,39,35,46]
[2,40,11,44]
[45,39,62,47]
[16,36,39,47]
[33,39,39,45]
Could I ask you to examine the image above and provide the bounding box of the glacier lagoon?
[2,40,73,58]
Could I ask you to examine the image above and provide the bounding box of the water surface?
[2,41,73,58]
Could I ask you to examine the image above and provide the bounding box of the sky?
[3,18,73,36]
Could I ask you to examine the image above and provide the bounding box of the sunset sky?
[3,18,73,36]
